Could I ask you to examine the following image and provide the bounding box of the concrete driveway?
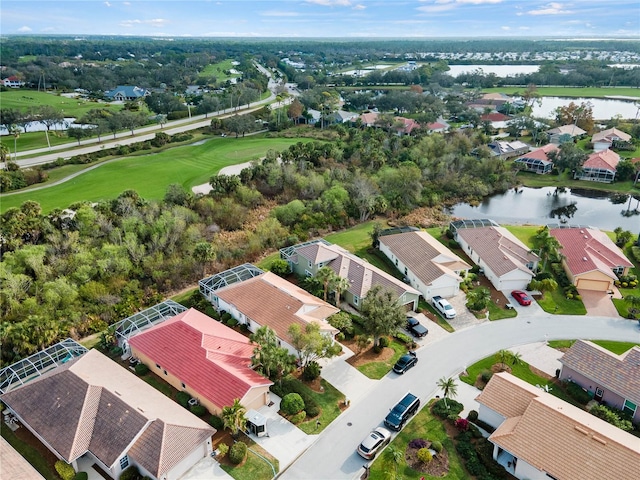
[440,292,488,330]
[578,289,620,317]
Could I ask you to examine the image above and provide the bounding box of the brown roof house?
[281,239,421,312]
[450,220,539,291]
[592,127,632,152]
[379,230,471,300]
[547,124,587,144]
[201,267,340,354]
[513,143,558,174]
[0,349,214,480]
[550,226,633,292]
[575,149,621,183]
[559,340,640,423]
[476,372,640,480]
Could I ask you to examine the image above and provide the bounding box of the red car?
[511,290,532,306]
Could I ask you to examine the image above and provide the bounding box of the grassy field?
[295,378,345,435]
[357,340,408,379]
[516,170,639,194]
[1,129,78,153]
[0,89,123,117]
[198,59,242,82]
[1,136,312,213]
[548,339,640,354]
[483,86,640,99]
[220,437,279,480]
[368,400,469,480]
[537,288,587,315]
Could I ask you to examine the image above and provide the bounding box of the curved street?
[279,314,640,480]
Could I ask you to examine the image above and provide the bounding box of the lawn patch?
[487,301,518,320]
[355,340,407,379]
[219,435,279,480]
[537,288,587,315]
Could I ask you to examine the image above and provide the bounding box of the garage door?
[576,278,610,291]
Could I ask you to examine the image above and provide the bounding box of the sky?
[1,0,639,38]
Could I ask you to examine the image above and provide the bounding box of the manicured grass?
[1,136,313,213]
[220,436,279,480]
[368,400,468,480]
[296,378,345,435]
[516,170,639,194]
[0,89,123,117]
[325,220,386,253]
[487,301,518,320]
[357,340,408,380]
[198,59,242,81]
[548,339,639,355]
[2,130,78,153]
[504,225,538,249]
[537,289,587,315]
[1,423,60,480]
[547,339,575,350]
[483,86,640,99]
[418,299,454,332]
[256,252,281,271]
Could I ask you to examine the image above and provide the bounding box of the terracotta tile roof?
[559,340,640,406]
[479,373,640,480]
[426,122,446,130]
[360,112,379,125]
[456,226,539,277]
[547,124,587,137]
[475,371,542,418]
[550,227,632,279]
[0,438,46,480]
[394,116,420,134]
[0,350,214,477]
[515,143,558,164]
[583,149,620,172]
[481,112,511,122]
[592,127,632,144]
[379,231,470,287]
[128,308,272,410]
[297,242,420,301]
[214,272,339,344]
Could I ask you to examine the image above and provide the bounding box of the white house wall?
[513,458,549,480]
[593,141,611,152]
[496,269,532,291]
[477,404,505,430]
[165,440,212,480]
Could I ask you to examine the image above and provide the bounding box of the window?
[120,456,129,470]
[404,267,408,275]
[613,266,624,276]
[526,262,534,270]
[305,269,313,277]
[395,259,398,266]
[623,399,637,416]
[164,370,168,376]
[308,260,312,268]
[353,295,360,306]
[318,262,324,268]
[181,383,186,389]
[156,364,161,369]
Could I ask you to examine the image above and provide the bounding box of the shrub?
[481,370,493,383]
[417,448,433,463]
[467,410,479,422]
[227,318,239,327]
[474,419,496,433]
[393,331,413,345]
[379,336,390,348]
[176,391,192,408]
[304,399,321,418]
[590,404,633,431]
[221,312,232,323]
[55,461,76,480]
[269,377,320,418]
[74,473,89,480]
[119,466,141,480]
[110,346,123,356]
[228,441,248,464]
[432,398,464,418]
[430,440,443,453]
[408,438,428,449]
[564,381,591,404]
[209,415,224,430]
[302,361,322,381]
[281,393,305,415]
[290,411,306,424]
[217,443,229,458]
[448,240,459,250]
[455,418,470,431]
[134,363,149,375]
[190,404,207,417]
[469,423,483,438]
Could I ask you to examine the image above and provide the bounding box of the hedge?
[74,473,89,480]
[209,414,224,430]
[190,404,207,417]
[176,391,192,408]
[431,398,464,419]
[564,381,591,405]
[270,377,320,418]
[55,461,75,480]
[134,363,149,375]
[229,441,248,465]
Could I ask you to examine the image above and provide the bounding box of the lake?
[445,65,541,77]
[0,117,91,135]
[449,186,640,232]
[532,97,639,121]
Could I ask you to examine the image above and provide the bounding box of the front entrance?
[594,387,604,402]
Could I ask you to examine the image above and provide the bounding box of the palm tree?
[511,351,523,366]
[529,277,558,299]
[221,399,247,438]
[332,275,350,306]
[316,266,337,303]
[495,349,512,370]
[437,376,458,409]
[381,445,403,480]
[533,226,562,270]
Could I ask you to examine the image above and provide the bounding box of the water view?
[445,64,541,77]
[532,97,640,121]
[450,186,640,232]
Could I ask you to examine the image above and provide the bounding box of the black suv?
[384,392,420,431]
[406,317,428,337]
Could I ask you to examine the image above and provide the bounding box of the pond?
[532,97,640,121]
[449,186,640,232]
[0,118,91,135]
[445,65,541,77]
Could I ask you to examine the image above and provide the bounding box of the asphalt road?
[279,314,640,480]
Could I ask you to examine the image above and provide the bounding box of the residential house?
[0,349,214,480]
[331,110,359,124]
[379,230,471,300]
[547,124,586,144]
[204,269,340,354]
[550,226,633,292]
[592,127,632,152]
[559,340,640,423]
[513,144,558,174]
[104,85,149,101]
[359,111,379,127]
[304,108,321,125]
[487,140,529,159]
[451,219,539,291]
[281,240,421,311]
[575,149,620,183]
[476,372,640,480]
[393,117,421,136]
[128,308,273,415]
[2,76,25,88]
[480,112,512,130]
[426,119,449,133]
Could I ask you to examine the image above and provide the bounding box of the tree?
[250,326,295,385]
[528,277,558,299]
[466,287,491,312]
[67,127,89,145]
[332,275,350,307]
[288,98,303,124]
[10,125,21,161]
[37,105,65,149]
[316,266,338,303]
[533,226,562,270]
[221,398,247,437]
[209,174,241,198]
[193,242,216,277]
[554,101,594,133]
[495,349,513,371]
[359,285,407,348]
[196,96,221,118]
[436,376,458,409]
[354,335,372,355]
[381,445,403,480]
[547,142,587,175]
[119,110,147,135]
[287,322,342,371]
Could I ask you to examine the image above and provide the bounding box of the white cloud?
[17,25,32,32]
[104,1,111,7]
[501,26,510,30]
[519,26,530,30]
[305,0,352,6]
[527,2,573,15]
[353,4,366,10]
[120,18,168,28]
[418,0,502,13]
[123,2,131,5]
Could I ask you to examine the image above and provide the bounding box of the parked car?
[384,392,420,431]
[432,295,456,319]
[406,317,428,337]
[393,351,418,374]
[511,290,532,306]
[356,427,391,460]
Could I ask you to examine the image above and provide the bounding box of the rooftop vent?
[583,257,588,261]
[592,436,607,445]
[574,425,589,435]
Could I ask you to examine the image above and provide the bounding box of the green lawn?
[504,225,538,248]
[516,170,639,194]
[198,59,242,82]
[368,400,469,480]
[0,89,124,117]
[1,136,313,213]
[325,220,385,253]
[537,288,587,315]
[1,129,79,153]
[220,437,279,480]
[487,301,518,320]
[548,340,640,355]
[357,340,408,379]
[296,378,346,435]
[1,423,60,480]
[483,86,640,99]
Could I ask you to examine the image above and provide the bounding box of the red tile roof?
[480,112,511,122]
[394,117,420,134]
[592,127,631,144]
[426,122,446,130]
[515,143,558,164]
[128,309,272,409]
[550,227,633,278]
[583,149,620,172]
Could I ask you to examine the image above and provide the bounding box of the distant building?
[513,144,558,174]
[104,85,149,101]
[575,149,620,183]
[547,124,586,144]
[592,127,632,152]
[2,76,25,88]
